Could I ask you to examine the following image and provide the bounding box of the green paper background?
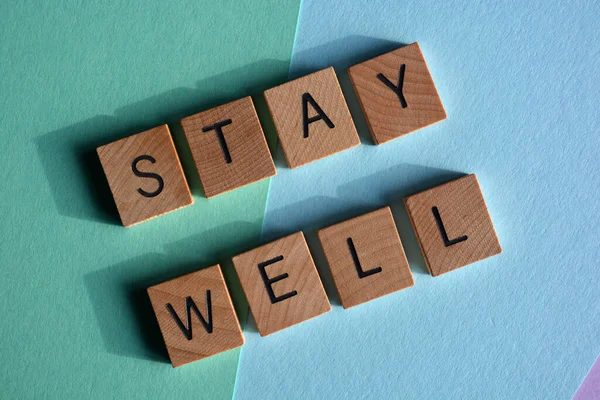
[0,1,299,398]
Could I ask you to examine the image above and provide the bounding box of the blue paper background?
[234,1,600,399]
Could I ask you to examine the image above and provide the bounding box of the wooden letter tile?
[147,265,244,368]
[404,174,501,277]
[318,207,414,309]
[264,67,360,168]
[97,124,193,227]
[180,96,276,198]
[348,42,447,145]
[232,232,331,336]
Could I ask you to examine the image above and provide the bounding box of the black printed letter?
[377,63,407,108]
[347,237,382,278]
[203,119,233,163]
[165,291,213,340]
[258,255,298,304]
[302,93,335,138]
[131,155,164,198]
[432,206,468,247]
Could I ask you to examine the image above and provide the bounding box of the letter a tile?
[147,265,244,368]
[318,207,414,309]
[180,96,276,198]
[97,124,193,227]
[232,232,331,336]
[264,67,360,168]
[404,174,502,277]
[348,42,447,144]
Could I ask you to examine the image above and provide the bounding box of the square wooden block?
[147,265,244,368]
[404,174,502,277]
[318,207,414,309]
[348,42,447,145]
[180,96,276,198]
[232,232,331,336]
[97,124,193,227]
[264,67,360,168]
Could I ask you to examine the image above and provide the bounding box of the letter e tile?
[232,232,331,336]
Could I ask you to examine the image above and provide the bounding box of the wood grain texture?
[348,42,446,144]
[318,207,414,309]
[96,124,193,227]
[404,174,501,277]
[264,67,360,168]
[232,232,331,336]
[147,265,244,368]
[180,96,276,198]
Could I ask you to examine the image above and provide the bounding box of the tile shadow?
[35,59,289,225]
[292,35,408,146]
[83,221,260,363]
[264,163,466,289]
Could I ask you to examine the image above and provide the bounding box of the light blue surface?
[234,1,600,399]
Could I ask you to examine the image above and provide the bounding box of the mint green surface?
[0,2,299,398]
